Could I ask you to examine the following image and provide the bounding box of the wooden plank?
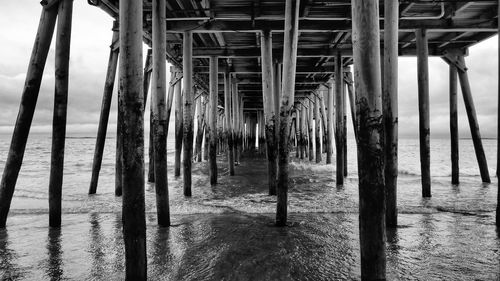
[119,0,147,278]
[0,5,58,228]
[276,0,300,226]
[352,0,386,279]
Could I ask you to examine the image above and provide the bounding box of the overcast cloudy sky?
[0,0,498,139]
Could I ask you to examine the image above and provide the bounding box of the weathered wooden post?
[314,94,322,163]
[115,91,123,196]
[224,72,235,175]
[342,81,347,176]
[119,0,146,278]
[151,0,169,226]
[194,95,205,162]
[49,0,73,227]
[89,21,119,194]
[449,64,459,184]
[261,30,277,195]
[326,82,334,164]
[345,72,358,142]
[319,89,328,154]
[143,50,153,183]
[455,55,490,183]
[497,1,500,227]
[416,28,431,197]
[232,80,239,164]
[335,52,344,185]
[183,31,194,196]
[352,0,386,279]
[308,98,314,161]
[383,0,399,227]
[174,68,183,177]
[0,4,58,227]
[298,105,304,159]
[204,100,210,161]
[209,56,218,185]
[276,0,300,226]
[301,103,308,159]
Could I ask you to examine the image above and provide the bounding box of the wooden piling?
[183,31,194,196]
[308,98,314,161]
[142,50,154,183]
[416,28,431,197]
[342,81,347,177]
[195,95,205,162]
[497,0,500,227]
[319,89,328,154]
[276,0,300,226]
[119,0,146,278]
[449,64,459,184]
[224,72,235,176]
[326,82,334,164]
[0,4,58,228]
[383,0,399,227]
[456,55,490,183]
[335,52,344,185]
[49,0,73,227]
[298,105,304,159]
[174,67,183,177]
[209,56,218,185]
[151,0,170,226]
[89,21,119,194]
[345,72,358,143]
[232,80,240,164]
[261,29,277,195]
[352,0,386,279]
[314,94,322,163]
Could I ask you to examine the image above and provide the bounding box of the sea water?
[0,133,498,280]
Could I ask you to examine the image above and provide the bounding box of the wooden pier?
[0,0,499,280]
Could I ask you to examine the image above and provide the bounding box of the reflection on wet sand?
[0,212,498,280]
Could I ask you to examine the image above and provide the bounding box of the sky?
[0,0,498,139]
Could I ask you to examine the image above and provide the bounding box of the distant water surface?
[0,134,498,280]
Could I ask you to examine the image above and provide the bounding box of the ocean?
[0,133,498,280]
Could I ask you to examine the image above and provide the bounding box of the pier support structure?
[209,56,218,185]
[449,64,459,184]
[119,0,147,278]
[383,0,399,227]
[174,66,184,177]
[49,0,73,228]
[89,21,119,194]
[326,81,334,164]
[183,31,194,196]
[352,0,386,279]
[261,30,278,195]
[335,52,345,185]
[314,93,322,163]
[442,54,490,183]
[416,28,431,198]
[276,0,300,226]
[0,3,58,228]
[151,0,169,226]
[224,71,235,176]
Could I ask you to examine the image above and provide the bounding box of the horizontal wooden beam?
[164,18,496,33]
[191,46,466,58]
